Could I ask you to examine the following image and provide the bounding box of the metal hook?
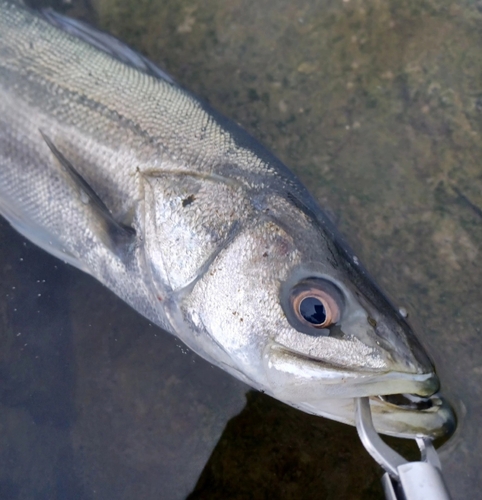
[355,398,442,477]
[355,397,407,478]
[355,398,452,500]
[415,437,442,470]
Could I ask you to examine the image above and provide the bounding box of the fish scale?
[0,0,455,438]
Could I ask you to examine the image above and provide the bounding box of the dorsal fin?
[40,131,136,253]
[40,8,176,85]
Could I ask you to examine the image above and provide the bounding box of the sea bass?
[0,0,454,437]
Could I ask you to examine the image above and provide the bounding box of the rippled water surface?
[1,0,482,498]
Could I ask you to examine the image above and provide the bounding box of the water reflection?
[0,217,248,499]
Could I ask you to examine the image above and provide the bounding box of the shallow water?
[2,0,482,498]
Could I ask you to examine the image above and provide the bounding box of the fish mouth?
[263,343,455,437]
[366,391,456,438]
[375,392,437,411]
[265,343,441,398]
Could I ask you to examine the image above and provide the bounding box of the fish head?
[157,185,454,439]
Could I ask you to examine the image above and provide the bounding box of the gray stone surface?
[2,0,481,498]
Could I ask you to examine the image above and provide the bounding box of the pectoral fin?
[40,131,136,254]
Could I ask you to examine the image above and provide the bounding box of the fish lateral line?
[39,130,136,251]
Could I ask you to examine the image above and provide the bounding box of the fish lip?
[368,392,457,439]
[374,392,440,411]
[272,341,437,380]
[266,342,440,398]
[264,343,454,437]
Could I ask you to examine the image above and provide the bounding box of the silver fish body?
[0,1,454,437]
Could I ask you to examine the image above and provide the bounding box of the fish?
[0,0,454,438]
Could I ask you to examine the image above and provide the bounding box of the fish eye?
[292,282,340,328]
[285,278,344,335]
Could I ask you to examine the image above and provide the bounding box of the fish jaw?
[283,393,455,439]
[262,343,455,438]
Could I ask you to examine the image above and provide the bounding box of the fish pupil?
[299,297,326,325]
